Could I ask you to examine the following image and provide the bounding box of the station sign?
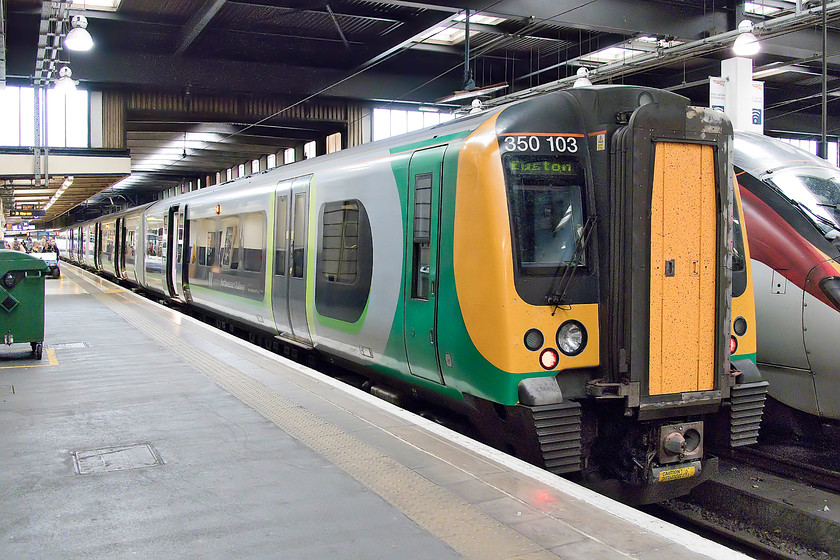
[9,210,46,218]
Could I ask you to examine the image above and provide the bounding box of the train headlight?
[733,316,748,336]
[819,277,840,310]
[556,321,587,356]
[2,273,15,289]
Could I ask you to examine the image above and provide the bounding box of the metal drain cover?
[51,342,89,350]
[73,443,163,475]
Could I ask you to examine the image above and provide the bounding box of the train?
[58,85,768,504]
[734,131,840,422]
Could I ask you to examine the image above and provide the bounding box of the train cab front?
[573,86,769,503]
[453,86,769,504]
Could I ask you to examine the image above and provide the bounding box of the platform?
[0,264,751,559]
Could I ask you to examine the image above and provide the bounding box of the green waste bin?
[0,250,48,360]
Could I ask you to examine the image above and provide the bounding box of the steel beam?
[174,0,226,56]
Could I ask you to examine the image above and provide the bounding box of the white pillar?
[720,57,764,133]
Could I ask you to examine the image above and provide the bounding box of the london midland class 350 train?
[60,86,768,504]
[734,131,840,421]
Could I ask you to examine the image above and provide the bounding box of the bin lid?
[0,249,49,272]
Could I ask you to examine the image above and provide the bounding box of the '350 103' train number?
[502,135,579,153]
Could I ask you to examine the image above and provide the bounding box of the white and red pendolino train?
[735,131,840,422]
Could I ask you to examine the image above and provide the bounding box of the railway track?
[652,501,806,560]
[649,449,840,560]
[653,499,833,560]
[715,444,840,494]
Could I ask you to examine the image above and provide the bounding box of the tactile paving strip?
[87,285,564,560]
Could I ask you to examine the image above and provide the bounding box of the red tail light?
[539,348,560,370]
[730,335,738,355]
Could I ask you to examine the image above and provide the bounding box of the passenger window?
[241,212,266,273]
[321,200,360,284]
[221,222,240,269]
[206,231,218,267]
[315,199,373,323]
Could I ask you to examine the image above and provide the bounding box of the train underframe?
[465,374,769,505]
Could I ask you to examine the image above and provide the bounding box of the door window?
[412,172,432,300]
[292,193,307,278]
[274,196,288,276]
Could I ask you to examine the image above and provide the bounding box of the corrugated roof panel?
[212,3,398,39]
[119,0,202,19]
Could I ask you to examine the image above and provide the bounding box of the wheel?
[52,268,61,279]
[31,342,43,360]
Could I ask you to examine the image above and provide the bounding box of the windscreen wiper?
[791,198,840,234]
[546,215,596,314]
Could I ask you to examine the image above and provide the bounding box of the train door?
[804,256,840,418]
[115,218,124,278]
[271,180,294,338]
[647,142,717,395]
[94,222,102,271]
[287,176,313,345]
[77,226,84,262]
[162,206,178,298]
[179,206,191,302]
[169,205,188,302]
[403,146,446,384]
[165,205,185,301]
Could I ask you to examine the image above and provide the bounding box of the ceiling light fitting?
[733,20,760,57]
[573,67,593,88]
[65,15,94,51]
[54,66,78,93]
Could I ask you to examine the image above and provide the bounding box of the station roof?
[3,0,840,226]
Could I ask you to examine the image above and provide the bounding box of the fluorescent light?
[419,11,506,46]
[436,82,508,103]
[580,46,646,64]
[70,0,121,11]
[744,2,782,16]
[453,13,506,25]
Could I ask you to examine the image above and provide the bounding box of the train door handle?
[429,330,434,344]
[409,327,415,337]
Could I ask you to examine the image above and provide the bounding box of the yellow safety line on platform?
[0,347,59,369]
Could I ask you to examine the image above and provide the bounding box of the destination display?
[505,155,580,177]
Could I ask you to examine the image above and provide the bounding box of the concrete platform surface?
[0,265,752,559]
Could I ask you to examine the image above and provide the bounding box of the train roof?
[734,131,839,178]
